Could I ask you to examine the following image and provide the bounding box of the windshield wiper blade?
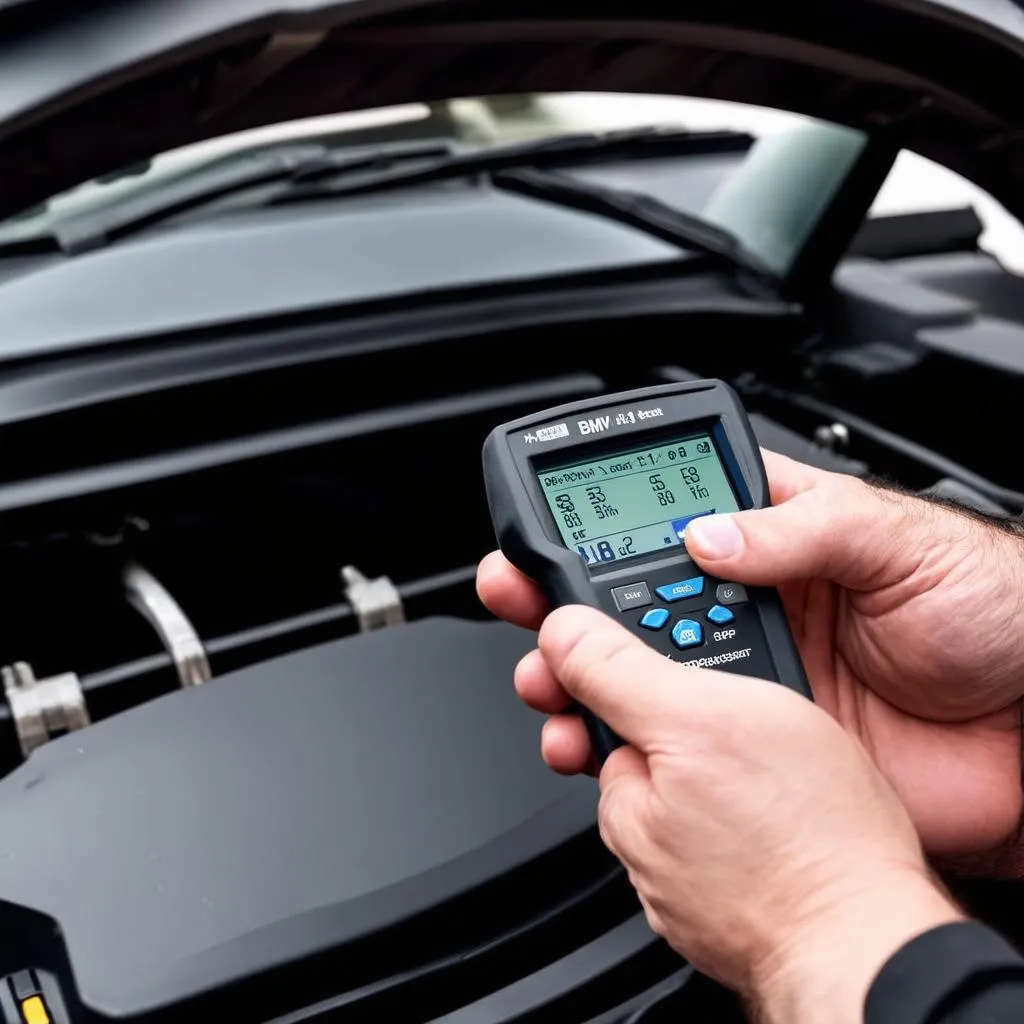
[0,127,748,258]
[265,126,750,208]
[492,166,771,276]
[0,141,455,257]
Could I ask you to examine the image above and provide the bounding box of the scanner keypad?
[608,572,753,658]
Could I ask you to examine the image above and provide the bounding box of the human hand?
[517,605,961,1023]
[682,451,1023,857]
[477,452,1023,857]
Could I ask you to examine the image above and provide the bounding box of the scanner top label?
[523,405,665,445]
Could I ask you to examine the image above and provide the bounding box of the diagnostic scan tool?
[483,380,811,761]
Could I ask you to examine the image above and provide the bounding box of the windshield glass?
[0,95,856,274]
[0,95,812,235]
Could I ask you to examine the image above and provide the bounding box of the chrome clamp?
[3,662,90,758]
[123,562,211,687]
[813,422,850,452]
[341,565,405,632]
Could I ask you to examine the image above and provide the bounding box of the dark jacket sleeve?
[865,921,1024,1023]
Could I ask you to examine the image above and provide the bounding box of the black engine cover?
[0,619,596,1018]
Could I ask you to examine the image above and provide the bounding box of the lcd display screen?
[536,433,741,566]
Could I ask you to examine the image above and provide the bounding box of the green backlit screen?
[536,433,741,566]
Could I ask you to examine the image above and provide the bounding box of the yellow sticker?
[21,995,50,1024]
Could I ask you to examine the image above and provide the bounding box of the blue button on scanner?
[671,619,704,650]
[706,605,735,625]
[655,576,705,602]
[639,608,671,631]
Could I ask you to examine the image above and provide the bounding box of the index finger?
[476,550,549,631]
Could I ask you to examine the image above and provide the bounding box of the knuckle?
[562,626,640,694]
[601,637,651,686]
[597,780,646,861]
[597,789,627,855]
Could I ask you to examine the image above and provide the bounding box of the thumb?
[538,605,692,749]
[684,476,916,590]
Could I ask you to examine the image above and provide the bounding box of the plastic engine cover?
[0,618,596,1018]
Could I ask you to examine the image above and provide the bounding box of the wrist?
[748,867,964,1024]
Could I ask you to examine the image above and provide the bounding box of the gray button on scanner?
[610,582,652,612]
[715,583,748,605]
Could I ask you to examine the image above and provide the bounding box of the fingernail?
[685,514,743,559]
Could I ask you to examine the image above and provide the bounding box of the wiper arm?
[0,145,322,257]
[489,166,767,274]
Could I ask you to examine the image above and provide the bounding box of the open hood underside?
[0,0,1022,224]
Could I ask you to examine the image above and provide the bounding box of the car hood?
[0,0,1022,225]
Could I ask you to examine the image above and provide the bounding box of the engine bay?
[0,221,1020,1021]
[0,309,871,772]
